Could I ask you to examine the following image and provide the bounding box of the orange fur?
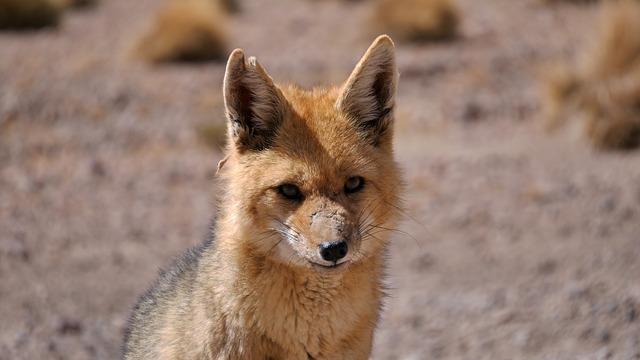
[124,36,403,359]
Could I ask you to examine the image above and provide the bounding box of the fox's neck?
[227,241,385,340]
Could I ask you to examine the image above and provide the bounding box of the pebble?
[626,299,637,322]
[55,319,82,336]
[458,101,484,123]
[90,158,106,178]
[1,234,29,262]
[410,252,435,271]
[600,196,616,213]
[595,328,611,344]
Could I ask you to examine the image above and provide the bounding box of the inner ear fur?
[223,49,288,152]
[336,35,399,146]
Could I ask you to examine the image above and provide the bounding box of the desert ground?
[1,0,640,359]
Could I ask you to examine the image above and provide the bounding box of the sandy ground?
[1,0,639,359]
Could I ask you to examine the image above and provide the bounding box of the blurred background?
[1,0,640,358]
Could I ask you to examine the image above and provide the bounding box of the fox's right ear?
[223,49,287,153]
[336,35,398,147]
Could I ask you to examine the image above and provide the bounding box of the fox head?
[218,36,402,274]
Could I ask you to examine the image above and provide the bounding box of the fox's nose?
[319,240,348,262]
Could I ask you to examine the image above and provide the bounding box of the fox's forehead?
[240,85,376,185]
[278,84,362,154]
[280,84,343,124]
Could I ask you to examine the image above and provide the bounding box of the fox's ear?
[336,35,398,147]
[223,49,287,152]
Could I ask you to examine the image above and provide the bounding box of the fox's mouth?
[309,260,349,272]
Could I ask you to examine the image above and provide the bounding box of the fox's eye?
[344,176,364,194]
[278,184,302,201]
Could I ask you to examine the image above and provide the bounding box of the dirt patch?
[1,0,639,358]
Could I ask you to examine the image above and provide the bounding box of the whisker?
[266,214,302,238]
[365,224,420,246]
[384,200,432,236]
[359,198,385,229]
[265,238,283,257]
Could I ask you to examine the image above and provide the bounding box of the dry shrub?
[539,0,640,6]
[372,0,459,42]
[542,0,640,149]
[0,0,61,30]
[540,0,597,3]
[50,0,95,9]
[131,0,228,63]
[219,0,240,13]
[50,0,96,9]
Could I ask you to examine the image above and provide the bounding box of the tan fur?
[541,0,640,149]
[123,36,403,359]
[372,0,459,42]
[130,0,228,63]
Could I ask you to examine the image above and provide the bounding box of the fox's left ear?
[223,49,288,153]
[336,35,398,147]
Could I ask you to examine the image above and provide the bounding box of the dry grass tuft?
[541,0,640,149]
[0,0,61,30]
[539,0,597,4]
[372,0,460,42]
[50,0,96,9]
[219,0,240,13]
[131,0,228,63]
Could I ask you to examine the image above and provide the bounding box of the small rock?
[600,196,616,213]
[56,319,82,336]
[458,101,484,123]
[580,326,594,340]
[536,259,557,275]
[626,299,637,322]
[90,158,106,177]
[620,207,635,222]
[410,315,425,329]
[411,253,435,271]
[557,224,574,236]
[564,184,580,197]
[1,234,29,262]
[84,344,97,356]
[494,309,516,325]
[595,328,611,344]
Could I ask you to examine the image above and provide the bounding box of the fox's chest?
[247,275,377,359]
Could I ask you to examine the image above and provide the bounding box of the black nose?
[319,240,348,262]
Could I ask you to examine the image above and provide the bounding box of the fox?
[122,35,403,360]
